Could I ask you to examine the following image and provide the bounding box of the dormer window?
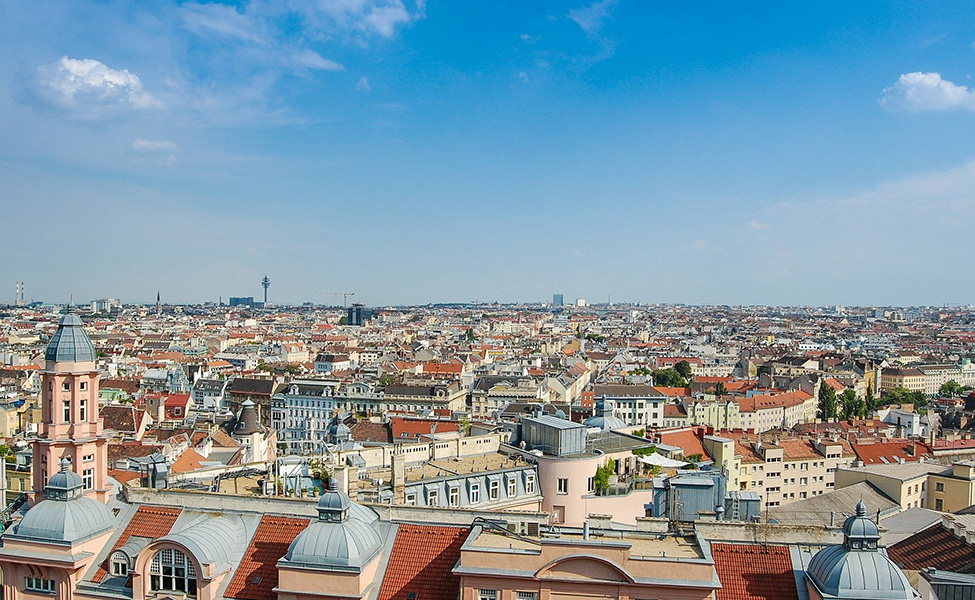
[111,552,129,576]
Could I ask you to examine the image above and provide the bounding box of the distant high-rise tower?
[347,302,365,326]
[156,291,161,316]
[553,293,564,307]
[261,275,270,306]
[15,281,25,306]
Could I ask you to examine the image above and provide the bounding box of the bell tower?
[31,309,110,505]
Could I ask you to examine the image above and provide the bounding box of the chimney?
[390,452,405,504]
[333,465,349,495]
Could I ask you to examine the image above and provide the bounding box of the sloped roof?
[888,522,975,573]
[92,505,182,582]
[711,543,799,600]
[377,524,469,600]
[225,515,310,600]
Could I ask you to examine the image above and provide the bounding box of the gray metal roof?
[14,496,115,543]
[285,515,382,570]
[159,516,246,574]
[806,503,915,600]
[45,312,97,363]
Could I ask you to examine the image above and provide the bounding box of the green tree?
[674,360,693,380]
[652,368,688,388]
[592,458,617,493]
[865,383,877,413]
[940,380,964,398]
[818,383,838,421]
[839,389,865,420]
[713,382,729,398]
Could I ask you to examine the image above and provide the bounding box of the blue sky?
[2,1,975,307]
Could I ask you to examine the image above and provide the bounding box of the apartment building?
[592,384,667,428]
[711,431,852,508]
[835,462,949,510]
[880,367,925,394]
[737,390,815,433]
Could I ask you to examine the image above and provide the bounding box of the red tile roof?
[389,417,459,440]
[887,523,975,573]
[377,524,469,600]
[93,505,181,582]
[225,515,310,600]
[711,543,799,600]
[851,439,933,465]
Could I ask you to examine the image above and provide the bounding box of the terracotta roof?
[108,441,162,462]
[390,417,459,440]
[377,524,469,600]
[101,405,146,434]
[93,506,181,582]
[888,523,975,573]
[170,448,206,474]
[225,515,310,600]
[852,439,933,465]
[711,543,799,600]
[350,420,391,444]
[655,428,710,460]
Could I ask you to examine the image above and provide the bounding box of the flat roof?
[468,528,704,559]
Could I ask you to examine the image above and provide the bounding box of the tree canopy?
[818,383,838,421]
[674,360,694,380]
[652,368,688,388]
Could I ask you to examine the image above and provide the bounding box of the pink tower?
[30,310,110,505]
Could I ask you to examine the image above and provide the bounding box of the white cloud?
[283,0,424,39]
[182,3,267,43]
[289,49,344,71]
[355,76,371,92]
[568,0,617,35]
[880,72,975,112]
[749,219,770,231]
[36,57,161,118]
[132,139,179,153]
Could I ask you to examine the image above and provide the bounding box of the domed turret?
[284,489,382,570]
[327,411,351,445]
[585,399,627,431]
[806,502,915,600]
[45,311,96,364]
[13,459,114,543]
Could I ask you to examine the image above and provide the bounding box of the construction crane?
[315,291,355,308]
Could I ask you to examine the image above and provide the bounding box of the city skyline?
[2,2,975,306]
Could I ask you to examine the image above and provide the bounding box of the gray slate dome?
[45,311,96,363]
[806,502,915,600]
[14,460,114,543]
[585,399,627,431]
[285,490,382,570]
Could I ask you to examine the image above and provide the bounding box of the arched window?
[149,548,197,597]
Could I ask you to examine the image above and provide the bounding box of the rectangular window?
[936,482,945,492]
[470,483,480,504]
[489,480,500,501]
[936,498,945,511]
[80,381,88,391]
[588,477,595,493]
[557,478,569,494]
[80,399,87,422]
[427,489,438,507]
[449,487,460,507]
[405,492,416,506]
[62,382,70,392]
[83,468,94,490]
[525,474,536,495]
[63,401,71,422]
[25,577,55,593]
[508,478,517,497]
[84,454,94,463]
[478,590,498,600]
[517,593,538,600]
